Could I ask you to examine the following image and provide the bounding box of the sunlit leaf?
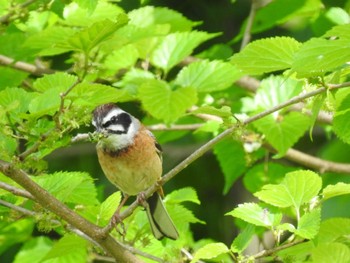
[191,243,229,263]
[322,183,350,201]
[13,237,53,263]
[295,208,321,239]
[226,203,282,227]
[175,60,241,92]
[164,187,201,205]
[254,170,322,210]
[231,37,301,75]
[151,31,218,72]
[312,243,350,263]
[138,79,197,123]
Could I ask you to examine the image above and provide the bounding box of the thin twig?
[0,54,53,75]
[240,0,260,50]
[0,182,34,200]
[242,239,306,262]
[0,198,36,216]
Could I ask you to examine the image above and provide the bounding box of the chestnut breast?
[96,128,162,196]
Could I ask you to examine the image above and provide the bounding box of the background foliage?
[1,0,350,262]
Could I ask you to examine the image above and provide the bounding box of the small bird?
[92,103,179,240]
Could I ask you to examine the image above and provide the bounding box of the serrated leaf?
[164,187,200,205]
[191,243,229,263]
[190,105,232,118]
[128,6,198,32]
[318,218,350,243]
[295,209,321,239]
[42,234,87,262]
[0,87,35,114]
[227,203,282,227]
[322,183,350,201]
[151,31,218,72]
[231,224,255,253]
[253,76,304,110]
[231,37,301,75]
[254,112,310,156]
[74,0,98,14]
[175,60,241,92]
[68,82,131,106]
[114,68,155,96]
[254,170,322,211]
[139,79,197,123]
[213,138,247,194]
[324,24,350,40]
[24,26,76,56]
[33,172,99,205]
[103,44,139,73]
[243,162,296,193]
[312,243,350,263]
[33,72,78,92]
[0,133,17,161]
[292,38,350,77]
[28,87,62,116]
[334,93,350,144]
[13,237,53,263]
[97,192,121,226]
[64,16,128,53]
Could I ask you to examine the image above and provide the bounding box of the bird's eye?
[110,116,118,124]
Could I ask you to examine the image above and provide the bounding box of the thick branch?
[0,160,143,263]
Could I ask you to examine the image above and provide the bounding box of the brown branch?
[0,54,54,76]
[240,0,260,50]
[284,148,350,174]
[0,160,143,263]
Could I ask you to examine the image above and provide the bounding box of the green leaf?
[42,234,87,262]
[292,38,350,77]
[191,242,229,263]
[63,1,125,26]
[243,162,296,193]
[254,112,310,156]
[0,133,17,161]
[231,37,301,75]
[231,224,255,253]
[64,16,128,53]
[0,68,28,89]
[322,183,350,201]
[74,0,98,14]
[213,138,247,194]
[128,6,198,32]
[324,24,350,40]
[295,208,321,239]
[97,191,122,226]
[13,237,53,263]
[33,72,78,92]
[103,44,139,73]
[253,76,304,110]
[226,203,282,227]
[114,68,155,97]
[318,218,350,243]
[24,26,76,56]
[151,31,218,72]
[68,82,131,106]
[0,87,35,111]
[164,187,201,205]
[139,79,197,123]
[33,172,99,205]
[0,219,34,254]
[312,243,350,263]
[174,60,241,92]
[333,93,350,144]
[254,170,322,210]
[28,87,62,116]
[190,105,232,118]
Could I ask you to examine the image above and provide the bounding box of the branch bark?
[0,160,143,263]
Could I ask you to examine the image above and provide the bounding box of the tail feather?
[146,193,179,240]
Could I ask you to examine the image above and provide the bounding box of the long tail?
[146,193,179,240]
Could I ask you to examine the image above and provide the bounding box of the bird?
[92,103,179,240]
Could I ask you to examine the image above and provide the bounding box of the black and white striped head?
[92,104,140,150]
